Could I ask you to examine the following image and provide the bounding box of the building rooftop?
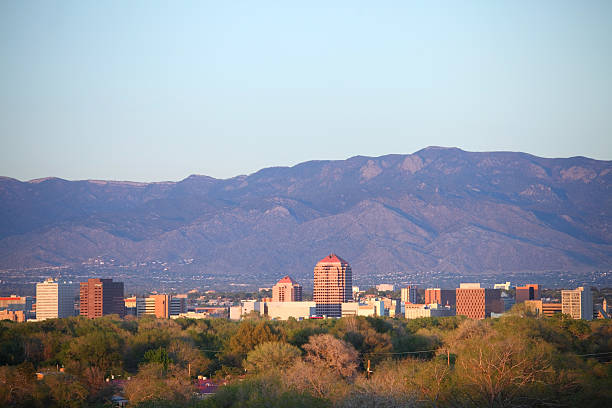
[317,253,349,265]
[277,276,299,284]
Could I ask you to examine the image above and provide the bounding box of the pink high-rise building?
[272,276,303,302]
[313,254,352,318]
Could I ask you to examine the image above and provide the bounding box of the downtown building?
[79,278,125,319]
[515,284,541,303]
[401,285,418,304]
[35,278,77,320]
[135,294,187,319]
[272,276,303,302]
[455,283,503,320]
[424,288,456,307]
[562,287,593,320]
[313,254,353,318]
[0,295,35,320]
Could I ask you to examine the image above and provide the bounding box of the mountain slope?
[0,147,610,284]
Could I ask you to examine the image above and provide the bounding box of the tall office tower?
[35,278,77,320]
[401,285,418,304]
[425,288,456,306]
[313,254,352,318]
[515,284,541,303]
[455,283,503,320]
[79,278,125,319]
[272,276,303,302]
[562,287,593,320]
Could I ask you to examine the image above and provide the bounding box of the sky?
[1,1,611,182]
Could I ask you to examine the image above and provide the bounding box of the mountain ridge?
[1,147,610,286]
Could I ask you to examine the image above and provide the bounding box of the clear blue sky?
[1,1,611,181]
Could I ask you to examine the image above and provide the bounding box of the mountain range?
[1,147,611,286]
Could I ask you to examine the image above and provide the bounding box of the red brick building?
[425,288,456,306]
[456,283,503,319]
[79,278,125,319]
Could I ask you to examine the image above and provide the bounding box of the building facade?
[272,276,303,302]
[377,284,394,292]
[35,278,77,321]
[455,283,503,319]
[313,254,353,318]
[132,295,187,318]
[515,284,541,303]
[265,301,316,320]
[401,285,418,304]
[493,282,511,291]
[79,278,125,319]
[0,310,25,322]
[0,295,34,320]
[424,288,456,307]
[524,300,562,317]
[405,304,455,319]
[562,287,593,320]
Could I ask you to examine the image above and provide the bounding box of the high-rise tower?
[313,254,352,318]
[272,276,303,302]
[79,278,125,319]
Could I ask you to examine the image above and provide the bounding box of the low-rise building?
[0,295,35,320]
[0,310,26,322]
[524,300,562,317]
[404,303,455,319]
[341,302,375,317]
[265,301,316,320]
[377,284,394,292]
[493,282,511,291]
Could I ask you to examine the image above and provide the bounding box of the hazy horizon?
[2,1,611,182]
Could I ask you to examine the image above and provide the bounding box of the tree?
[0,363,42,407]
[144,347,172,373]
[244,341,301,374]
[453,336,552,407]
[63,330,123,375]
[43,374,89,408]
[123,363,193,405]
[283,360,347,401]
[303,334,359,378]
[227,321,279,358]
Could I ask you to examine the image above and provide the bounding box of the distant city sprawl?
[1,253,611,406]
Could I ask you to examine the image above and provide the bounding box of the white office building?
[35,278,77,320]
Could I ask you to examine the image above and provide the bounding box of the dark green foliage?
[144,347,172,372]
